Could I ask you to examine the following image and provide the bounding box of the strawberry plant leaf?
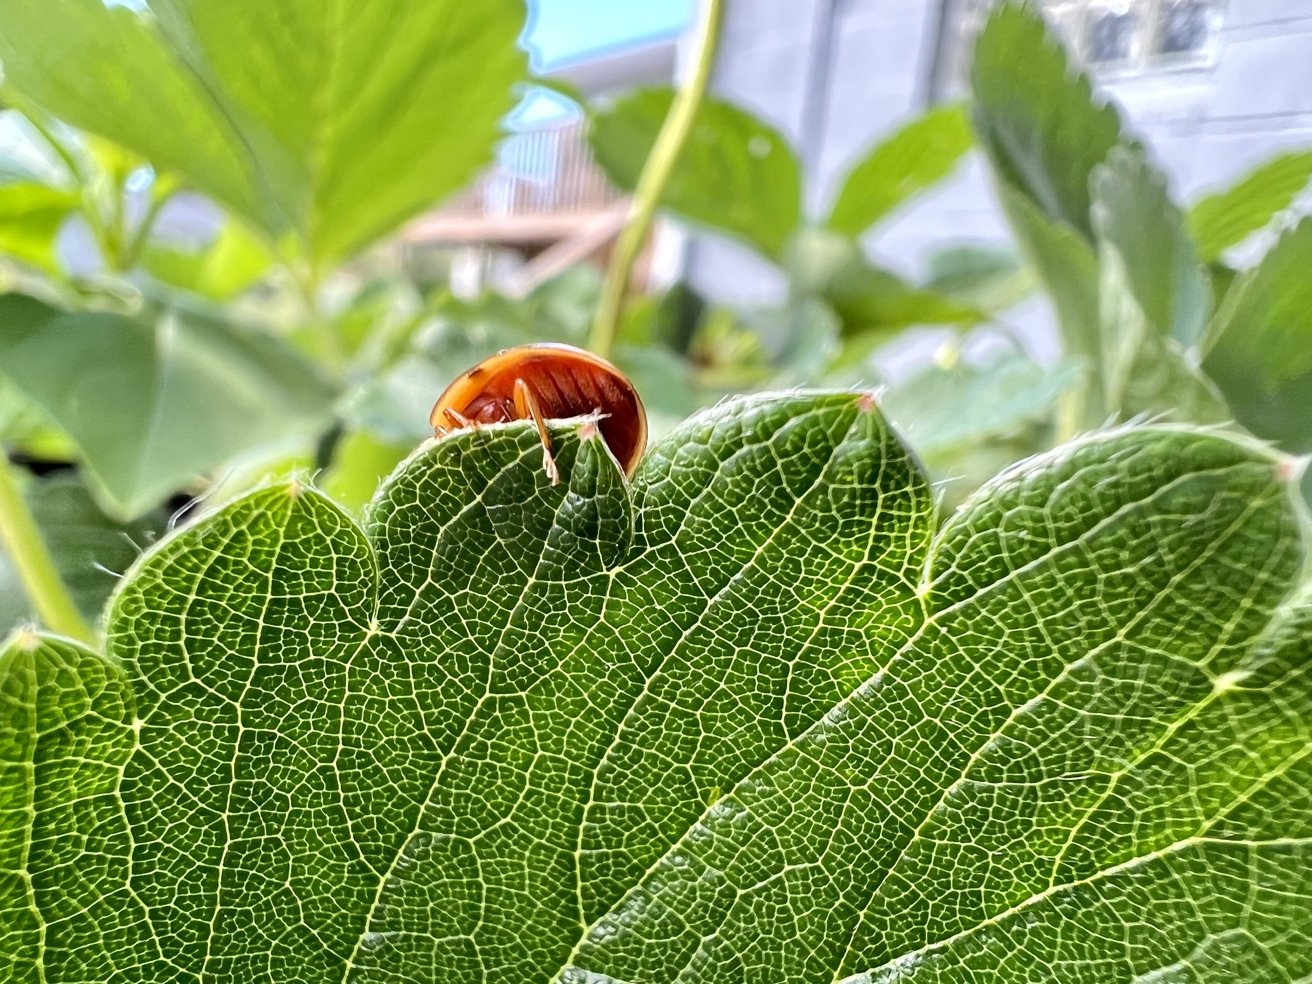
[590,88,804,261]
[825,103,974,239]
[3,393,1309,983]
[1190,150,1312,262]
[0,0,527,265]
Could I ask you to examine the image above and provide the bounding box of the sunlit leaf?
[590,88,803,260]
[4,394,1309,982]
[1190,150,1312,261]
[0,182,79,273]
[0,0,528,264]
[826,103,974,237]
[140,218,275,301]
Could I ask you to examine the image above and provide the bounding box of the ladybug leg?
[444,408,476,429]
[513,378,560,486]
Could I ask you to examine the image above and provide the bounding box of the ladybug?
[430,343,648,484]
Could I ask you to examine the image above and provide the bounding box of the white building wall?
[689,0,1312,301]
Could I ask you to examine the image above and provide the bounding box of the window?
[931,0,1226,97]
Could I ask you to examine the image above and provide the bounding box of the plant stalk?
[588,0,725,358]
[0,454,96,646]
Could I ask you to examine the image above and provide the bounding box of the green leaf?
[589,88,804,260]
[1190,150,1312,262]
[971,1,1123,241]
[826,103,974,237]
[1090,147,1222,422]
[5,392,1311,982]
[0,182,79,273]
[0,0,528,264]
[881,350,1084,456]
[0,630,136,981]
[140,218,275,301]
[319,428,412,516]
[787,230,984,343]
[1092,146,1210,349]
[923,244,1036,313]
[0,472,166,635]
[0,294,336,518]
[996,184,1104,409]
[1203,218,1312,454]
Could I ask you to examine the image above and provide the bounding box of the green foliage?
[4,393,1310,982]
[1190,150,1312,261]
[785,230,985,353]
[0,182,79,273]
[589,85,977,341]
[140,218,275,301]
[0,293,334,518]
[826,103,974,237]
[0,0,528,265]
[590,88,804,260]
[0,473,164,630]
[1091,147,1223,421]
[922,244,1035,313]
[971,2,1122,241]
[972,1,1312,475]
[881,347,1082,460]
[1203,219,1312,456]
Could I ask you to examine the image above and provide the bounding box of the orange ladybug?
[430,343,647,484]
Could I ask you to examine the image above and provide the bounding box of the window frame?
[928,0,1227,100]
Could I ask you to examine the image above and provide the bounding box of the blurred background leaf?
[1203,219,1312,456]
[590,87,803,261]
[1190,150,1312,262]
[0,0,529,265]
[825,103,973,238]
[0,471,166,629]
[0,293,335,518]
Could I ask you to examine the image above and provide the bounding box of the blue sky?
[524,0,694,68]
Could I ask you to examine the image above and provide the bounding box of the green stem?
[120,183,180,271]
[0,455,95,646]
[588,0,725,358]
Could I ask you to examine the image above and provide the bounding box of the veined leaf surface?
[3,393,1309,983]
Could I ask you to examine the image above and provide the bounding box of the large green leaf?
[0,0,527,264]
[1203,218,1312,455]
[1190,150,1312,262]
[589,88,804,260]
[4,392,1311,982]
[971,1,1123,242]
[826,103,974,238]
[0,294,335,518]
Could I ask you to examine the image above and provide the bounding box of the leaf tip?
[1275,453,1310,487]
[856,391,880,414]
[12,626,42,654]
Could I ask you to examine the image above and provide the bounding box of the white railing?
[439,118,623,221]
